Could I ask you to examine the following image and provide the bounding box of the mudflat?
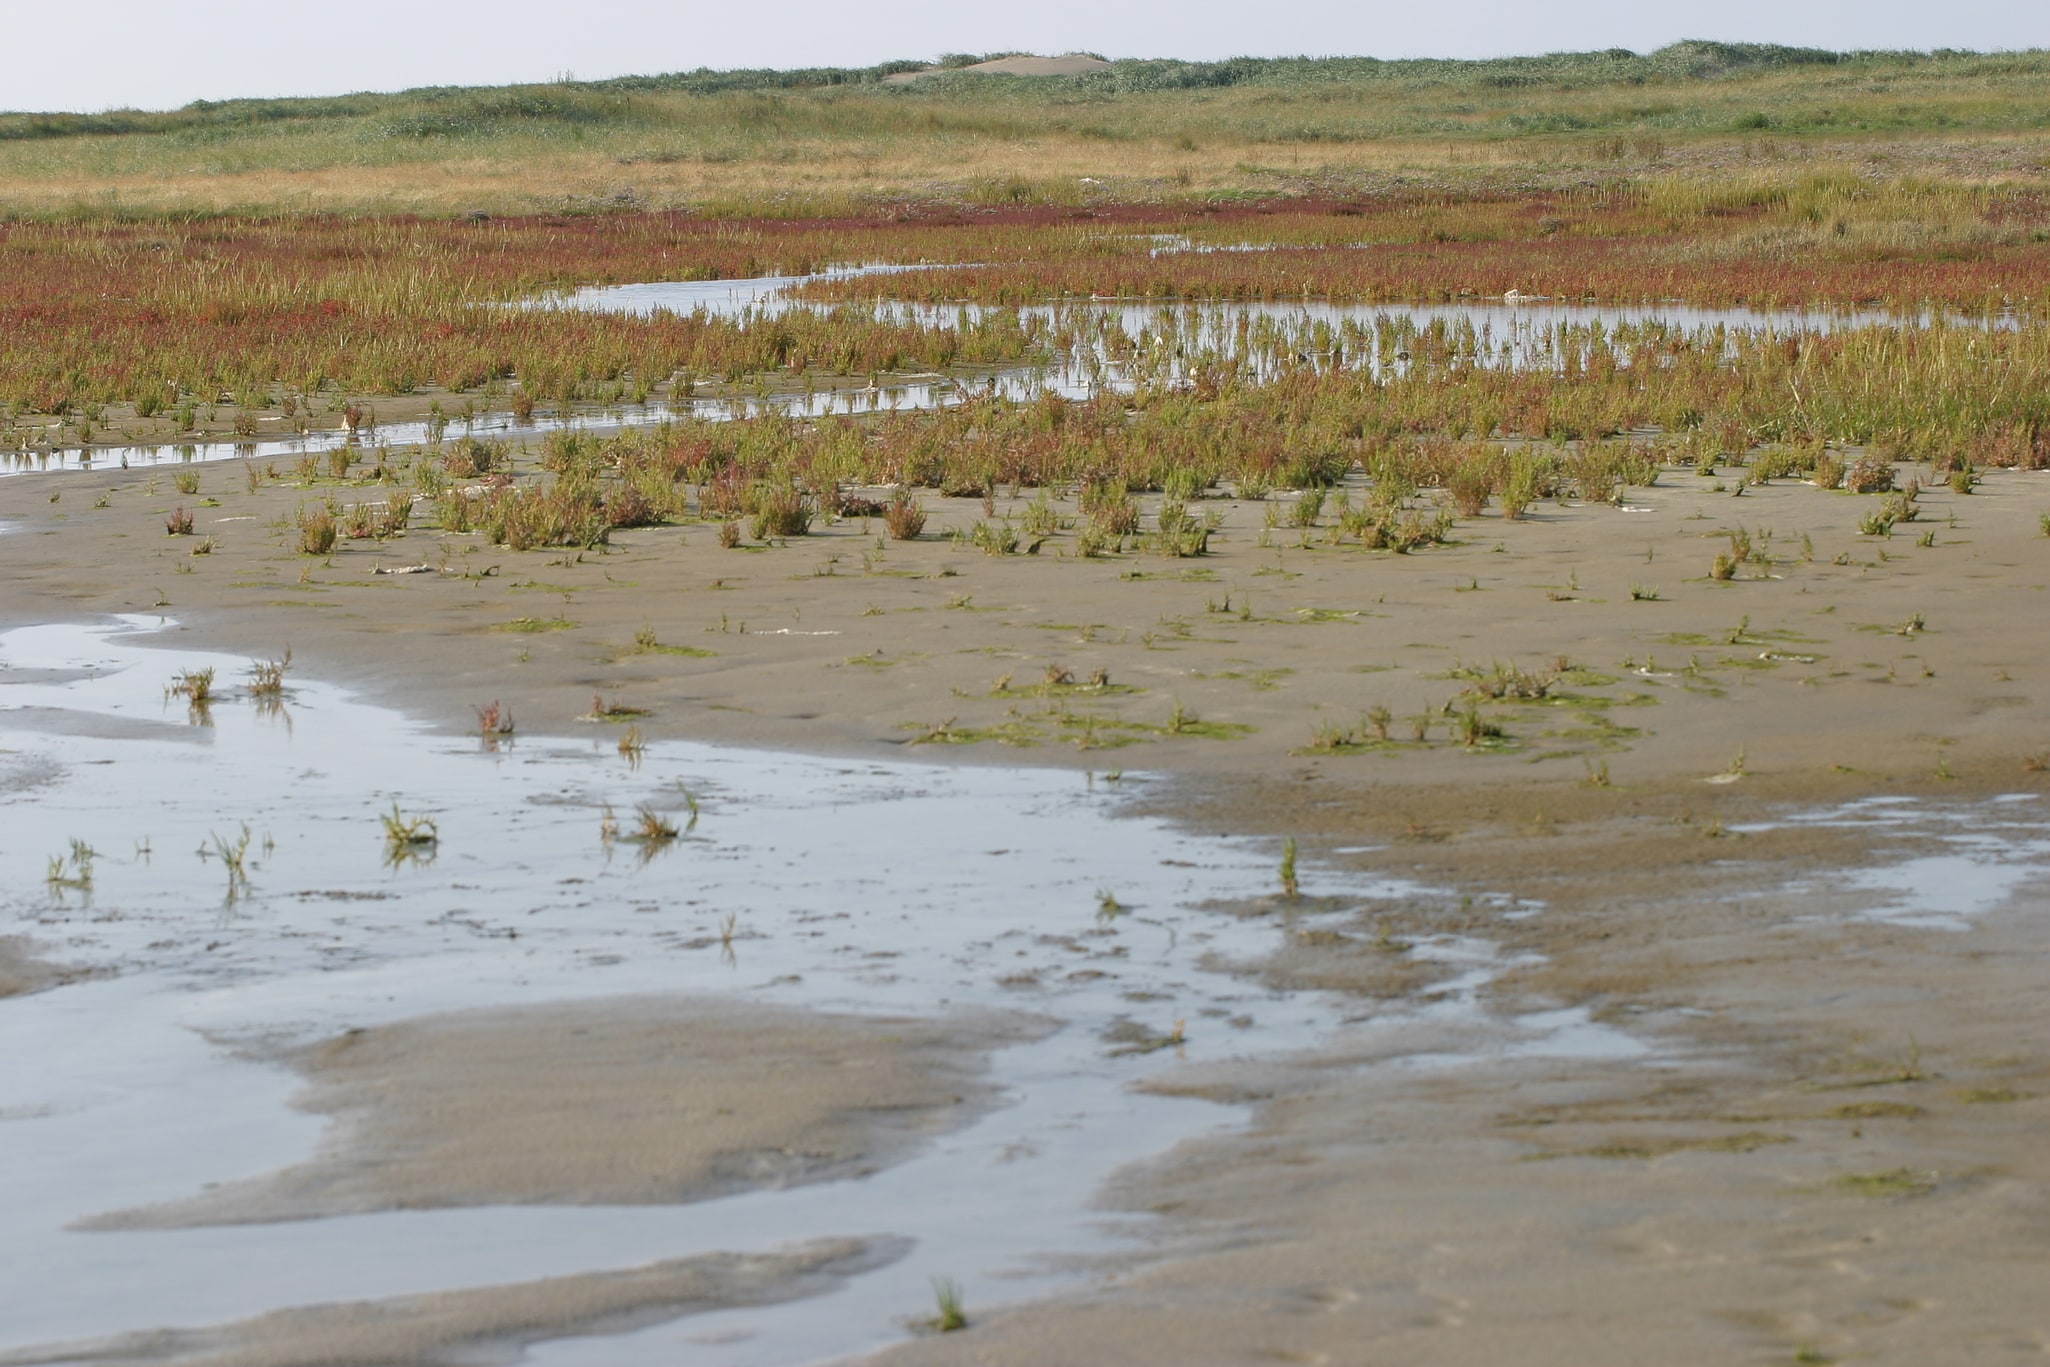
[85,998,1044,1229]
[875,778,2050,1365]
[2,455,2045,788]
[0,936,62,998]
[2,1240,901,1367]
[3,448,2048,1364]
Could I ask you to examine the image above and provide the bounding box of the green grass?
[916,1277,967,1334]
[8,43,2050,217]
[491,616,574,633]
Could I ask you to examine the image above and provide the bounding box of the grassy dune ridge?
[4,43,2049,218]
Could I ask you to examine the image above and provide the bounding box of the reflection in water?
[0,618,1650,1367]
[7,264,2007,477]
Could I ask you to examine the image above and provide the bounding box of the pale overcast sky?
[11,0,2047,114]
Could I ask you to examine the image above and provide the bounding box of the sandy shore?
[3,452,2048,1363]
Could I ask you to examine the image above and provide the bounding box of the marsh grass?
[380,802,438,864]
[982,664,1131,700]
[586,692,650,722]
[618,725,646,762]
[1455,703,1510,749]
[296,503,338,556]
[961,520,1020,556]
[167,666,215,705]
[913,1278,968,1335]
[631,624,715,658]
[247,651,291,697]
[907,697,1248,750]
[1297,715,1416,755]
[44,838,95,894]
[631,803,678,841]
[207,824,254,898]
[1456,661,1558,701]
[749,487,814,540]
[883,493,928,541]
[475,700,515,736]
[613,802,679,863]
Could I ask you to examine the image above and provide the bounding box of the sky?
[10,0,2048,114]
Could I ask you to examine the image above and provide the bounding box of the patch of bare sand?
[885,54,1113,84]
[88,998,1045,1230]
[0,1238,898,1367]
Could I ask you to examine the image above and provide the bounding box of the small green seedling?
[915,1278,968,1334]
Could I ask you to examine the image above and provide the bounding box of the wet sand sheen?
[1,1239,901,1367]
[5,431,2050,1363]
[88,999,1046,1229]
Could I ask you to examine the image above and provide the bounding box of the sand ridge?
[86,997,1048,1230]
[884,54,1114,84]
[1,1239,903,1367]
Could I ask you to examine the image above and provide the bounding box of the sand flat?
[5,451,2050,1363]
[1,1239,900,1367]
[872,790,2050,1366]
[4,463,2044,789]
[87,998,1045,1229]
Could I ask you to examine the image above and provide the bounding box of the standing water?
[0,618,1647,1364]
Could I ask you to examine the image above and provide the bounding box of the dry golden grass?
[8,133,2048,219]
[5,56,2050,218]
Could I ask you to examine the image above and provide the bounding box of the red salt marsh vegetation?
[6,173,2050,429]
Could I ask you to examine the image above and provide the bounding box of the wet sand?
[1,457,2044,788]
[0,937,60,998]
[875,785,2050,1364]
[3,453,2049,1363]
[88,999,1044,1229]
[2,1239,900,1367]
